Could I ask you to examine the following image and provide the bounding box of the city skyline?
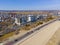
[0,0,60,10]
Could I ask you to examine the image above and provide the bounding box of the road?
[14,20,60,45]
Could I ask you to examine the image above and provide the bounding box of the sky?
[0,0,60,10]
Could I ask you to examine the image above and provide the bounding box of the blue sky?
[0,0,60,10]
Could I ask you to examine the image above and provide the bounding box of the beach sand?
[46,28,60,45]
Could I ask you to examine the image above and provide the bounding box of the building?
[20,16,27,24]
[27,15,37,22]
[15,18,21,25]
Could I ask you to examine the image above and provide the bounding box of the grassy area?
[20,20,43,31]
[0,32,15,42]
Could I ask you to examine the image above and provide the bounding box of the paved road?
[15,20,60,45]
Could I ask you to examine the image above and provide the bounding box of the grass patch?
[0,32,15,42]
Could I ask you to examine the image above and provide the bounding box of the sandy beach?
[46,28,60,45]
